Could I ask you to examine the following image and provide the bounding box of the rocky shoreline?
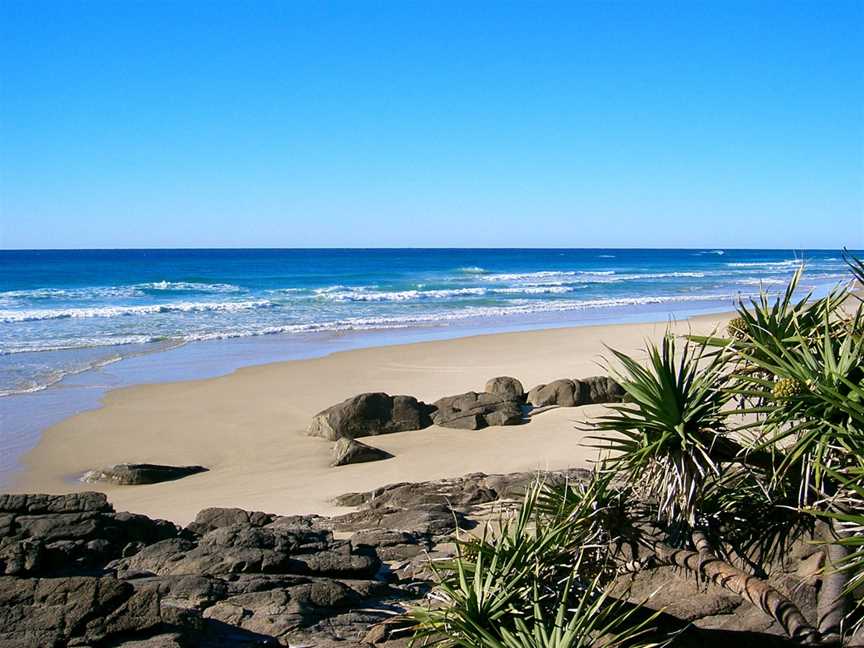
[1,468,822,647]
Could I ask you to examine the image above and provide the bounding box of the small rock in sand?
[82,464,208,486]
[331,437,393,467]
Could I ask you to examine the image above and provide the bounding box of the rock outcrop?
[82,463,209,485]
[308,393,433,441]
[0,466,822,647]
[0,492,176,577]
[331,437,393,467]
[431,391,523,430]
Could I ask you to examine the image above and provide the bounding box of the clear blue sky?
[1,1,862,249]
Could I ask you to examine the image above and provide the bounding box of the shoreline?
[0,298,738,488]
[9,311,733,525]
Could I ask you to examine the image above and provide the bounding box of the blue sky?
[1,1,862,249]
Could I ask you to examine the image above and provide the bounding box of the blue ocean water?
[0,248,854,397]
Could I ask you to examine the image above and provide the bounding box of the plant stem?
[817,521,851,638]
[650,541,821,644]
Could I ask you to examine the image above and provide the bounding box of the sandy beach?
[12,314,730,525]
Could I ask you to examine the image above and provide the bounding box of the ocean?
[0,248,854,484]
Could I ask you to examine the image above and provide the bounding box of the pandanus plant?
[731,293,864,641]
[409,477,665,648]
[589,334,822,643]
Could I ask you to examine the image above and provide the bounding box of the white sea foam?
[137,281,244,293]
[0,300,274,323]
[316,287,487,302]
[491,286,576,294]
[457,266,488,274]
[0,354,125,396]
[481,270,615,282]
[0,286,145,301]
[726,260,803,268]
[184,292,734,339]
[736,278,787,286]
[616,272,706,280]
[0,282,245,302]
[0,291,738,368]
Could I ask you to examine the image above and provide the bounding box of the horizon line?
[1,246,861,253]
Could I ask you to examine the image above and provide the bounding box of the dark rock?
[112,522,380,579]
[330,503,465,539]
[308,393,433,441]
[0,574,201,647]
[82,464,208,486]
[350,529,429,561]
[0,493,176,577]
[0,491,112,516]
[202,577,359,637]
[331,437,393,467]
[580,375,626,404]
[431,391,523,430]
[527,379,579,407]
[526,376,626,408]
[484,376,525,402]
[185,508,279,536]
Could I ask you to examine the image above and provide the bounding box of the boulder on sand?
[581,375,626,404]
[431,392,523,430]
[82,464,208,485]
[526,376,627,408]
[526,379,578,408]
[308,392,433,441]
[331,437,393,467]
[484,376,526,402]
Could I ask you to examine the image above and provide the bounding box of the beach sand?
[11,314,730,526]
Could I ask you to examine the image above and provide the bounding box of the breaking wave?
[0,300,274,323]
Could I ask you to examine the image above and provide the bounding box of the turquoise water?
[0,248,853,396]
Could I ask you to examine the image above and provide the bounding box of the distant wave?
[313,285,594,301]
[491,286,577,295]
[487,270,705,284]
[315,287,487,302]
[481,270,615,282]
[0,281,245,303]
[137,281,244,293]
[735,278,787,286]
[0,286,145,301]
[616,272,705,280]
[456,266,488,274]
[726,260,803,268]
[0,300,274,323]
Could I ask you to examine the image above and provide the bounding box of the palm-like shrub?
[586,333,821,642]
[589,335,730,526]
[733,308,864,501]
[410,478,663,648]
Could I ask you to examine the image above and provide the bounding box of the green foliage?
[732,307,864,500]
[589,335,729,525]
[409,478,665,648]
[698,466,814,568]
